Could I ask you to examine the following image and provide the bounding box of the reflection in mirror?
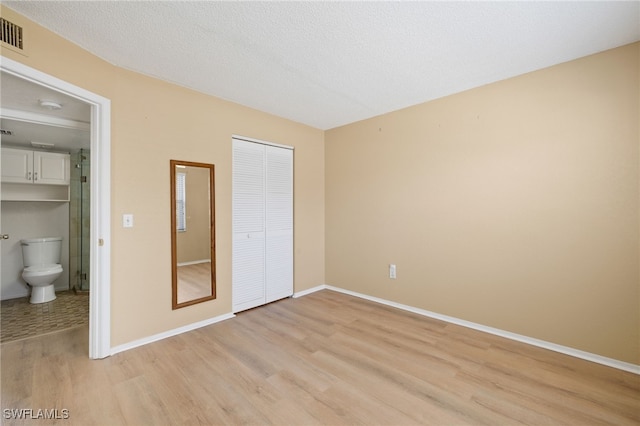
[170,160,216,309]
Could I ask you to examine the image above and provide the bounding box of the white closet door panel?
[233,195,265,233]
[232,140,265,234]
[265,145,293,302]
[266,196,293,231]
[232,234,265,312]
[233,138,293,313]
[266,146,293,232]
[233,139,267,312]
[266,146,292,193]
[265,231,293,303]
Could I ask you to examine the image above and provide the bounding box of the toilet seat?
[23,264,62,276]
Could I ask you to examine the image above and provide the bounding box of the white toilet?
[21,237,63,304]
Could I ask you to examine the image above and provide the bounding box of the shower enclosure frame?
[71,148,91,293]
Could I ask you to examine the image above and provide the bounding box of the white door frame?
[1,56,111,359]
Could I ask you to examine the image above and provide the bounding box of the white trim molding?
[0,107,90,130]
[293,284,327,298]
[303,284,639,375]
[111,313,235,356]
[232,134,294,150]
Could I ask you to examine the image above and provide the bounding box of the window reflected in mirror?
[170,160,216,309]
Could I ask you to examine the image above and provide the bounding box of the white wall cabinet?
[2,148,33,183]
[2,147,70,185]
[1,147,70,201]
[232,138,293,313]
[35,151,71,185]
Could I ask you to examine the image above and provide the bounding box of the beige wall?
[0,6,325,347]
[326,43,639,364]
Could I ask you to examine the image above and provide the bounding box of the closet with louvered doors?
[232,137,293,313]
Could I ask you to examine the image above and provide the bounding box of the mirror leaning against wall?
[170,160,216,309]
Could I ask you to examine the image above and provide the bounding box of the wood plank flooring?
[1,290,638,425]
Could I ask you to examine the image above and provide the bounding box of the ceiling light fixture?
[31,141,55,149]
[39,100,62,110]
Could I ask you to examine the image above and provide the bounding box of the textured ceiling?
[4,1,640,130]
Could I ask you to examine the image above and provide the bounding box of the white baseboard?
[293,284,328,298]
[307,284,639,375]
[108,283,639,375]
[110,312,235,356]
[0,289,29,301]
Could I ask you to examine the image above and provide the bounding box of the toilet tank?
[21,237,62,267]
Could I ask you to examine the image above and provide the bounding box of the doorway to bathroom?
[0,57,111,359]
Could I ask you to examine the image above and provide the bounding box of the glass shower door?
[70,149,90,292]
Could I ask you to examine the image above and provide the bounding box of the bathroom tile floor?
[0,291,89,343]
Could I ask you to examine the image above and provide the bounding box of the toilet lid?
[24,264,62,274]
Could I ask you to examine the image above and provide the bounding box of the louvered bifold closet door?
[265,145,293,303]
[232,140,266,312]
[232,138,294,313]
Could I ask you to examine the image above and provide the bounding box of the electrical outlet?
[389,264,396,279]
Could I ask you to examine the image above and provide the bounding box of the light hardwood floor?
[1,290,638,425]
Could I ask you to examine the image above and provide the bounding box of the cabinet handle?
[34,172,38,181]
[27,171,32,180]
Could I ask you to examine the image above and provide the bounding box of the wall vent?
[1,17,23,50]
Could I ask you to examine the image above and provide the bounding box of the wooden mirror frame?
[170,160,216,309]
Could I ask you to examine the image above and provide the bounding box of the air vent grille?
[1,17,23,50]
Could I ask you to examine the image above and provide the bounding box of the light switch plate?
[123,214,134,228]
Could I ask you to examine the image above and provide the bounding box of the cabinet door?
[34,151,70,185]
[1,148,33,183]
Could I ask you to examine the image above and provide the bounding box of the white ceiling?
[0,71,91,152]
[3,1,640,130]
[1,72,90,122]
